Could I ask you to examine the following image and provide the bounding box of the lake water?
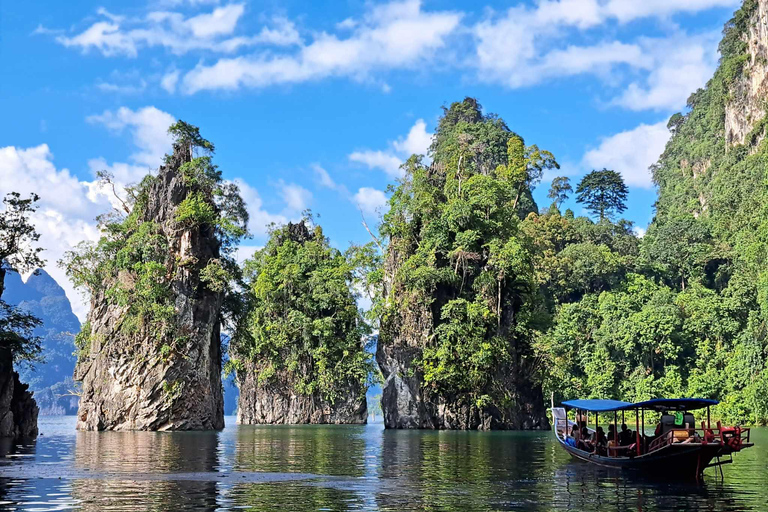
[0,416,766,511]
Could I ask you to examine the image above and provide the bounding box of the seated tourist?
[571,425,581,441]
[593,427,607,455]
[619,423,633,446]
[578,426,592,450]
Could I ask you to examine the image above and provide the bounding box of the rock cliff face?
[236,370,366,424]
[74,147,225,431]
[234,221,368,425]
[377,249,548,431]
[725,0,768,146]
[0,349,38,439]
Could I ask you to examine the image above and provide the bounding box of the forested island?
[1,0,768,435]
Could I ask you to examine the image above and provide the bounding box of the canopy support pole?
[635,409,641,456]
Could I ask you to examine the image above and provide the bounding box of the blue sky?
[0,0,741,319]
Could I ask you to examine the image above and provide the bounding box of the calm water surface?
[0,416,766,511]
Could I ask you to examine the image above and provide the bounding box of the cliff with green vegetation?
[62,122,248,431]
[539,0,768,425]
[373,98,556,429]
[230,220,371,424]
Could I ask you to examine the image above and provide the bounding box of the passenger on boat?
[679,428,702,444]
[570,425,580,441]
[593,427,608,455]
[618,423,633,446]
[578,426,592,450]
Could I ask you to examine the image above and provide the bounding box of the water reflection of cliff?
[71,430,219,511]
[375,430,553,511]
[228,425,368,510]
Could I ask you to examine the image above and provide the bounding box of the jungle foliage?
[60,121,248,357]
[540,0,768,425]
[229,218,373,404]
[0,192,43,363]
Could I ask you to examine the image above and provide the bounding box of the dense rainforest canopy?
[229,218,372,405]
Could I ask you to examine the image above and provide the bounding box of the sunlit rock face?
[725,0,768,147]
[74,148,224,431]
[376,245,548,431]
[236,366,367,425]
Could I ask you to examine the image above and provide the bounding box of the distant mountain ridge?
[4,269,81,415]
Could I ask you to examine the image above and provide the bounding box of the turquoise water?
[0,416,766,511]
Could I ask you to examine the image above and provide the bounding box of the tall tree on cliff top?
[0,193,43,363]
[576,169,629,221]
[548,177,572,209]
[375,97,558,429]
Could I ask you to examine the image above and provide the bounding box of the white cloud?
[313,164,336,189]
[0,145,112,320]
[633,226,647,238]
[349,118,432,178]
[181,0,460,93]
[470,0,728,98]
[279,181,312,211]
[611,32,720,111]
[582,121,670,188]
[354,187,389,216]
[96,79,148,94]
[392,119,431,157]
[349,150,404,178]
[185,4,244,38]
[604,0,739,23]
[234,179,288,236]
[87,106,176,168]
[160,69,181,93]
[54,5,299,57]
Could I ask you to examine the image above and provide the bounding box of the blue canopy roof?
[631,398,719,411]
[561,398,719,412]
[561,399,633,412]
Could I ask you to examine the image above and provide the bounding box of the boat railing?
[646,425,752,453]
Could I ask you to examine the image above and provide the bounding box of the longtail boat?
[551,397,753,480]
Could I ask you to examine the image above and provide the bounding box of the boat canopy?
[561,399,633,412]
[562,398,719,412]
[631,398,719,411]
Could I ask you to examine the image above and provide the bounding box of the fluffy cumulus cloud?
[0,145,110,320]
[354,187,389,216]
[233,178,288,237]
[1,106,291,320]
[582,121,670,188]
[279,181,312,212]
[349,118,432,178]
[610,32,721,111]
[180,0,461,93]
[470,0,732,109]
[46,0,736,112]
[52,4,299,57]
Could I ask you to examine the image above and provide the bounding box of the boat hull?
[557,440,721,478]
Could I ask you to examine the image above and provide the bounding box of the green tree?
[575,169,629,221]
[547,176,572,209]
[376,98,558,417]
[230,218,373,403]
[0,193,44,363]
[61,121,248,348]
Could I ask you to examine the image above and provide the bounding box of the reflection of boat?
[551,398,754,480]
